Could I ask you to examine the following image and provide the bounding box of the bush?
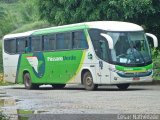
[0,111,9,120]
[153,53,160,80]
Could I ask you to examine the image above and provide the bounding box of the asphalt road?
[0,84,160,119]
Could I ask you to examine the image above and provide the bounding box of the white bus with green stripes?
[2,21,158,90]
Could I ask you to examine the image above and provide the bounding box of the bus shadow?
[63,87,150,91]
[94,88,150,91]
[10,86,151,91]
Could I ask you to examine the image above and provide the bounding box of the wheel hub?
[86,76,92,86]
[25,76,30,87]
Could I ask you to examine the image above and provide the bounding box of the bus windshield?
[89,29,152,66]
[107,31,151,66]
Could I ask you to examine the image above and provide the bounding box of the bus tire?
[83,71,98,90]
[52,84,66,89]
[117,83,130,90]
[23,73,39,89]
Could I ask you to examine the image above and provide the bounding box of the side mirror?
[100,33,114,49]
[146,33,158,48]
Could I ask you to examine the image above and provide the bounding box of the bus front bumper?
[110,71,153,84]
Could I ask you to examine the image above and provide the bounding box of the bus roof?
[86,21,143,32]
[3,21,143,39]
[3,30,35,40]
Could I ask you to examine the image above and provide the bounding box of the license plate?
[133,77,140,80]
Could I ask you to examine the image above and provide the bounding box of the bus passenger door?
[99,60,110,84]
[98,40,111,84]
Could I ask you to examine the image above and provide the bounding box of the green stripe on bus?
[116,64,153,72]
[32,25,88,36]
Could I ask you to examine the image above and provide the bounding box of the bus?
[2,21,158,90]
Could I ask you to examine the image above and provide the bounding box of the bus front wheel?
[116,83,130,90]
[83,71,98,90]
[23,73,39,89]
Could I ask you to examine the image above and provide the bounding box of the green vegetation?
[0,81,14,86]
[153,54,160,80]
[0,0,42,37]
[11,21,52,34]
[38,0,160,47]
[0,41,2,73]
[0,111,9,120]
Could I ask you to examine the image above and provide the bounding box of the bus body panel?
[3,52,19,83]
[17,50,86,84]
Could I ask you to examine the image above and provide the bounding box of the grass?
[0,72,13,86]
[0,72,14,86]
[0,81,13,86]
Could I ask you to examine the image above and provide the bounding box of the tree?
[38,0,160,47]
[0,0,40,37]
[18,0,39,23]
[0,0,17,3]
[38,0,156,24]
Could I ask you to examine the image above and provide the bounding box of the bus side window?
[17,37,28,53]
[100,40,108,61]
[31,36,42,52]
[89,29,102,56]
[56,33,65,50]
[72,31,88,49]
[44,34,56,51]
[89,29,109,62]
[4,39,16,54]
[72,32,79,49]
[64,32,72,49]
[56,32,72,50]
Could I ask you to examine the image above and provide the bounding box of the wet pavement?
[0,84,160,120]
